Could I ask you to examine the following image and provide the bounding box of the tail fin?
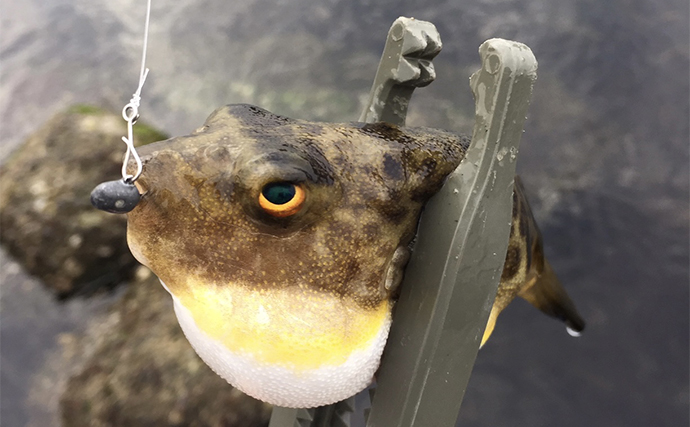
[480,177,585,347]
[518,258,586,334]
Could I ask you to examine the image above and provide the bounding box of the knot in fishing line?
[119,0,152,184]
[90,0,152,214]
[123,100,140,124]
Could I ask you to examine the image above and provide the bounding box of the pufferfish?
[123,104,585,408]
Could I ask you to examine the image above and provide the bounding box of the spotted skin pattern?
[125,104,584,407]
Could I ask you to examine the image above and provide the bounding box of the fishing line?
[90,0,153,214]
[121,0,153,183]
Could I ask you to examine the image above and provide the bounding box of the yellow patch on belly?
[174,278,390,370]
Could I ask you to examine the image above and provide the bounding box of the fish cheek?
[126,209,153,269]
[125,193,183,270]
[126,195,179,277]
[126,158,229,291]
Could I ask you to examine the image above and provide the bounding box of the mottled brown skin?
[127,103,584,351]
[127,104,467,312]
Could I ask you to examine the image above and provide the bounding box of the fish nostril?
[90,179,141,214]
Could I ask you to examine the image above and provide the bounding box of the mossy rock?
[60,269,271,427]
[0,106,167,297]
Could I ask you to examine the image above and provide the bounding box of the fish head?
[126,104,466,407]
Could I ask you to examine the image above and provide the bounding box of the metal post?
[365,38,537,427]
[269,20,538,427]
[359,17,442,126]
[270,18,442,426]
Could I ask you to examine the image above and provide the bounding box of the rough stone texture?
[60,267,271,427]
[0,250,123,427]
[0,106,167,297]
[0,107,271,426]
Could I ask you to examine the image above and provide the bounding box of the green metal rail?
[270,17,538,427]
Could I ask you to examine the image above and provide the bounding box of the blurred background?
[1,0,688,426]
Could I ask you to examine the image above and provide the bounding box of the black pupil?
[262,183,296,205]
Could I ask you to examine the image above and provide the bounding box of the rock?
[0,106,167,297]
[60,267,271,427]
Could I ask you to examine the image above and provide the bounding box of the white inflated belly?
[164,282,391,408]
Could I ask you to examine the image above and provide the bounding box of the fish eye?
[258,182,306,217]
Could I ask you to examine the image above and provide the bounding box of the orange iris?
[259,183,306,217]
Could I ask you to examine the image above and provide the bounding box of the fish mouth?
[160,278,392,408]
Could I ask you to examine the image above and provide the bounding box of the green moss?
[133,124,168,145]
[68,104,107,115]
[67,105,166,144]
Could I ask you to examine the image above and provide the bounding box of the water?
[0,251,121,426]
